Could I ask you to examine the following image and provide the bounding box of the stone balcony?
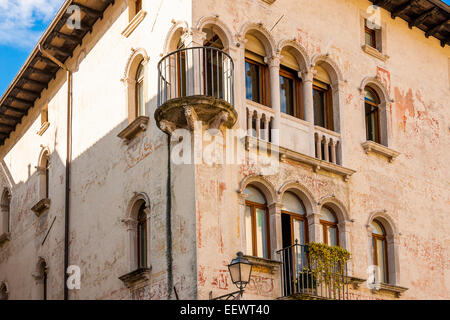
[155,46,237,134]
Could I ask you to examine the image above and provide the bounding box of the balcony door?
[280,192,308,296]
[203,31,224,99]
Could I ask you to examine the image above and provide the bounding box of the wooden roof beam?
[72,3,103,19]
[11,96,34,105]
[409,7,440,29]
[391,0,418,19]
[23,77,48,88]
[426,18,450,37]
[13,87,40,97]
[0,123,15,130]
[43,44,71,57]
[372,0,393,7]
[2,105,27,114]
[53,31,82,45]
[0,114,21,122]
[27,67,53,78]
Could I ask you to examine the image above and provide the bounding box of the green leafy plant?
[306,242,351,291]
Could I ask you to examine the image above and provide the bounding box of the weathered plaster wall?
[0,0,448,301]
[192,0,449,300]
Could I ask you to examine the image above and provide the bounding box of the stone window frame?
[122,0,147,38]
[118,49,150,142]
[32,257,49,300]
[37,104,50,136]
[122,193,152,269]
[359,77,400,162]
[1,188,11,238]
[31,147,51,216]
[359,8,389,61]
[366,211,400,286]
[0,281,9,300]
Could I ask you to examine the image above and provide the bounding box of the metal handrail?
[157,46,234,107]
[277,243,349,300]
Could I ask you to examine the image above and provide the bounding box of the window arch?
[1,189,11,235]
[123,49,149,124]
[364,86,381,143]
[38,150,50,201]
[125,193,151,271]
[245,32,271,107]
[244,186,270,259]
[33,258,48,300]
[279,47,303,120]
[281,191,308,246]
[370,219,389,284]
[320,206,339,246]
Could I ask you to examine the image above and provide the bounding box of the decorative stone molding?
[31,198,50,217]
[361,141,400,162]
[243,255,281,274]
[361,44,389,61]
[268,138,356,182]
[260,0,276,4]
[372,282,408,298]
[0,232,11,245]
[122,10,147,38]
[117,116,149,142]
[119,267,152,289]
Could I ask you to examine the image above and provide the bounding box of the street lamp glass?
[228,252,252,290]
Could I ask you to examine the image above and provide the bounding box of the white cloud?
[0,0,64,48]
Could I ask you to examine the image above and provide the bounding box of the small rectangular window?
[280,66,303,120]
[135,0,142,15]
[365,26,376,48]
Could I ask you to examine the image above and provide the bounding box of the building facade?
[0,0,449,300]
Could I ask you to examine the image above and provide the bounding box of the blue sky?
[0,0,449,97]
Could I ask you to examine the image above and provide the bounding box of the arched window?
[364,87,381,143]
[244,186,270,259]
[313,65,333,131]
[203,28,225,99]
[280,48,303,120]
[36,259,48,300]
[0,282,8,300]
[320,206,339,246]
[281,191,307,246]
[245,34,270,106]
[370,219,388,284]
[1,189,11,235]
[38,151,50,200]
[137,203,148,269]
[135,62,145,117]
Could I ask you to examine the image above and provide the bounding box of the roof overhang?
[0,0,114,146]
[369,0,450,46]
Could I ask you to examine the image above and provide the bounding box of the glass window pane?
[313,88,325,127]
[137,80,144,116]
[292,219,305,245]
[245,61,260,103]
[282,192,305,215]
[280,75,293,116]
[245,206,253,256]
[370,220,384,236]
[255,208,268,259]
[244,186,266,204]
[328,226,337,247]
[320,206,336,223]
[377,239,387,283]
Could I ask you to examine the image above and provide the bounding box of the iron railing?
[157,46,234,107]
[277,243,349,300]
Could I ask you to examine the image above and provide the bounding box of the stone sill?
[372,282,408,298]
[117,116,149,142]
[246,99,275,115]
[119,267,152,289]
[31,198,51,217]
[0,232,11,245]
[362,141,400,162]
[244,255,282,274]
[261,0,276,4]
[346,276,366,289]
[37,122,50,136]
[361,45,389,62]
[121,10,147,38]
